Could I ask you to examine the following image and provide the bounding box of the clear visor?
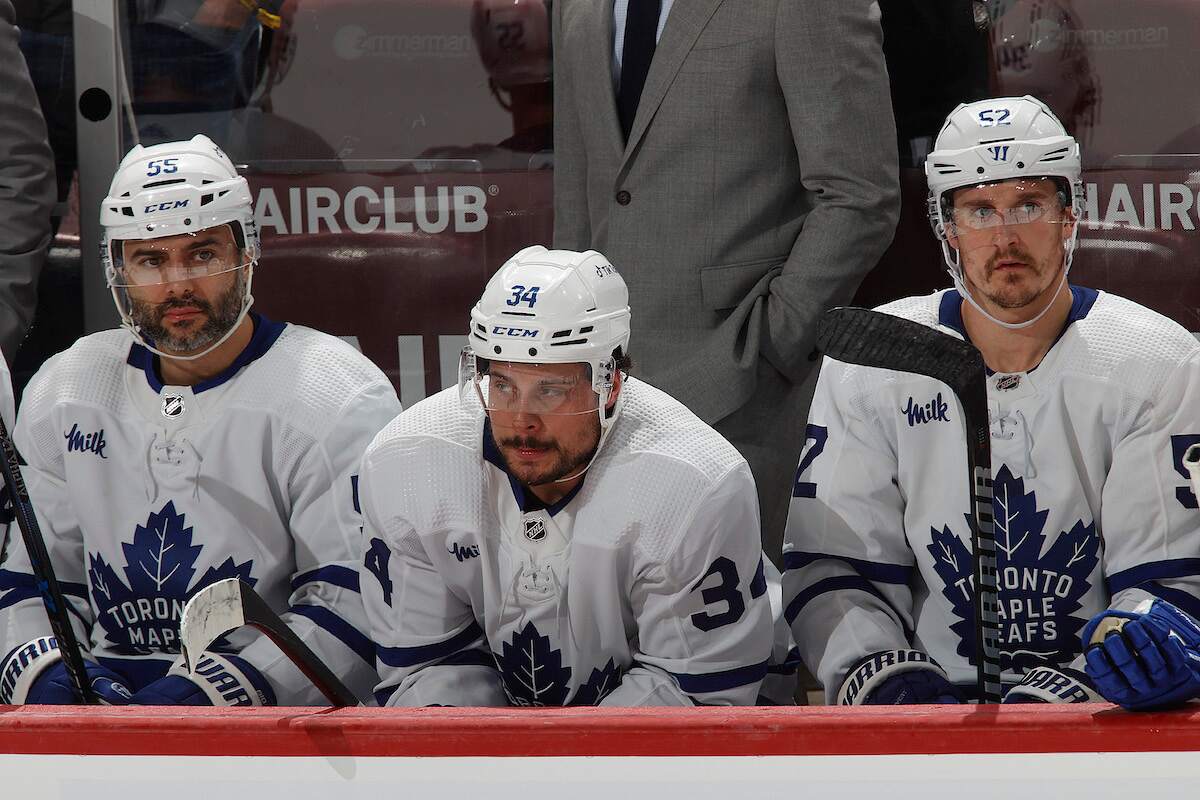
[944,180,1075,259]
[458,347,601,417]
[109,223,255,288]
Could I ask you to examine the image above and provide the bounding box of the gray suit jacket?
[0,0,54,363]
[554,0,900,424]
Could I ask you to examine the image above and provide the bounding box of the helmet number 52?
[146,158,179,177]
[977,108,1011,127]
[507,285,540,308]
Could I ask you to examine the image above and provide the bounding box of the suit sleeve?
[601,463,773,706]
[1100,351,1200,622]
[235,380,401,705]
[551,0,592,251]
[0,0,54,362]
[782,359,918,703]
[763,0,900,381]
[357,439,507,708]
[2,363,93,665]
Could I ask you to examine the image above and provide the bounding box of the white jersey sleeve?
[782,357,918,702]
[1100,346,1200,619]
[599,460,772,707]
[359,428,507,708]
[236,379,401,705]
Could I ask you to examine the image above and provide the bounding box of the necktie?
[617,0,662,141]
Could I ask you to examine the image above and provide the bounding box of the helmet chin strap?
[942,226,1078,332]
[550,384,626,485]
[121,265,256,363]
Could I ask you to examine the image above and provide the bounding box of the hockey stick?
[180,578,359,706]
[0,416,97,704]
[817,306,1003,704]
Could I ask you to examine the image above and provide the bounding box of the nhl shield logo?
[996,374,1021,392]
[523,518,547,542]
[161,394,186,418]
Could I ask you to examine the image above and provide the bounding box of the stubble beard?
[494,417,600,487]
[973,242,1064,311]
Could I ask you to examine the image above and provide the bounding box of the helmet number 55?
[146,158,179,177]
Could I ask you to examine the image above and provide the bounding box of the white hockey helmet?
[472,0,551,89]
[101,134,259,359]
[461,245,631,428]
[925,95,1083,328]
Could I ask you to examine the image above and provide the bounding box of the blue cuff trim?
[782,552,911,584]
[0,570,91,627]
[377,621,484,669]
[289,604,375,665]
[1106,559,1200,594]
[785,575,912,640]
[290,566,361,594]
[1141,584,1200,623]
[670,660,769,694]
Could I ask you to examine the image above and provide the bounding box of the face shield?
[107,222,256,289]
[942,178,1076,273]
[459,348,614,420]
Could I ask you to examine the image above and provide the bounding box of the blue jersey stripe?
[669,660,768,694]
[782,552,911,584]
[1106,559,1200,595]
[1142,584,1200,623]
[289,604,375,665]
[785,575,912,640]
[377,621,484,668]
[290,565,360,594]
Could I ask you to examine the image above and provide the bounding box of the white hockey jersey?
[784,287,1200,700]
[359,379,773,707]
[0,315,401,704]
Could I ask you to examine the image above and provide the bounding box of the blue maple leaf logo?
[88,501,255,654]
[496,620,573,706]
[927,465,1099,672]
[570,657,622,706]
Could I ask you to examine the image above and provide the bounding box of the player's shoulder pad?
[230,324,397,434]
[583,379,754,564]
[872,292,944,330]
[21,330,133,416]
[359,386,484,534]
[602,378,746,485]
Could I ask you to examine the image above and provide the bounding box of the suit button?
[615,190,631,206]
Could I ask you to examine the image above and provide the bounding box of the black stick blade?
[817,307,985,398]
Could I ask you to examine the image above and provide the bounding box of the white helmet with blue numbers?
[101,134,258,359]
[926,95,1083,329]
[461,245,631,434]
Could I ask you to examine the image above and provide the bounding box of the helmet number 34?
[507,285,540,308]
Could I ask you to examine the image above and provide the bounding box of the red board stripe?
[1,704,1199,758]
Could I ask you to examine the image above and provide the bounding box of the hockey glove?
[129,652,276,706]
[1082,598,1200,711]
[838,649,965,705]
[1,636,131,705]
[1003,666,1101,703]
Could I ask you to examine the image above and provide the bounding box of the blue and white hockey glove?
[1003,666,1101,704]
[129,652,276,706]
[1081,598,1200,711]
[838,650,965,705]
[1,636,132,705]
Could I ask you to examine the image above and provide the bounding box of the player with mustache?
[784,96,1200,710]
[356,246,775,707]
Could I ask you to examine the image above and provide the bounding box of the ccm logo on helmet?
[491,326,539,338]
[145,200,190,213]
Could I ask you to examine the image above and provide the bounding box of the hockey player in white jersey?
[784,96,1200,708]
[0,135,400,706]
[358,246,773,706]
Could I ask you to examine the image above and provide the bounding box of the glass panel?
[863,0,1200,333]
[107,0,553,401]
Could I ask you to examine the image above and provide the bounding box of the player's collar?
[481,419,585,517]
[938,285,1100,369]
[126,312,288,394]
